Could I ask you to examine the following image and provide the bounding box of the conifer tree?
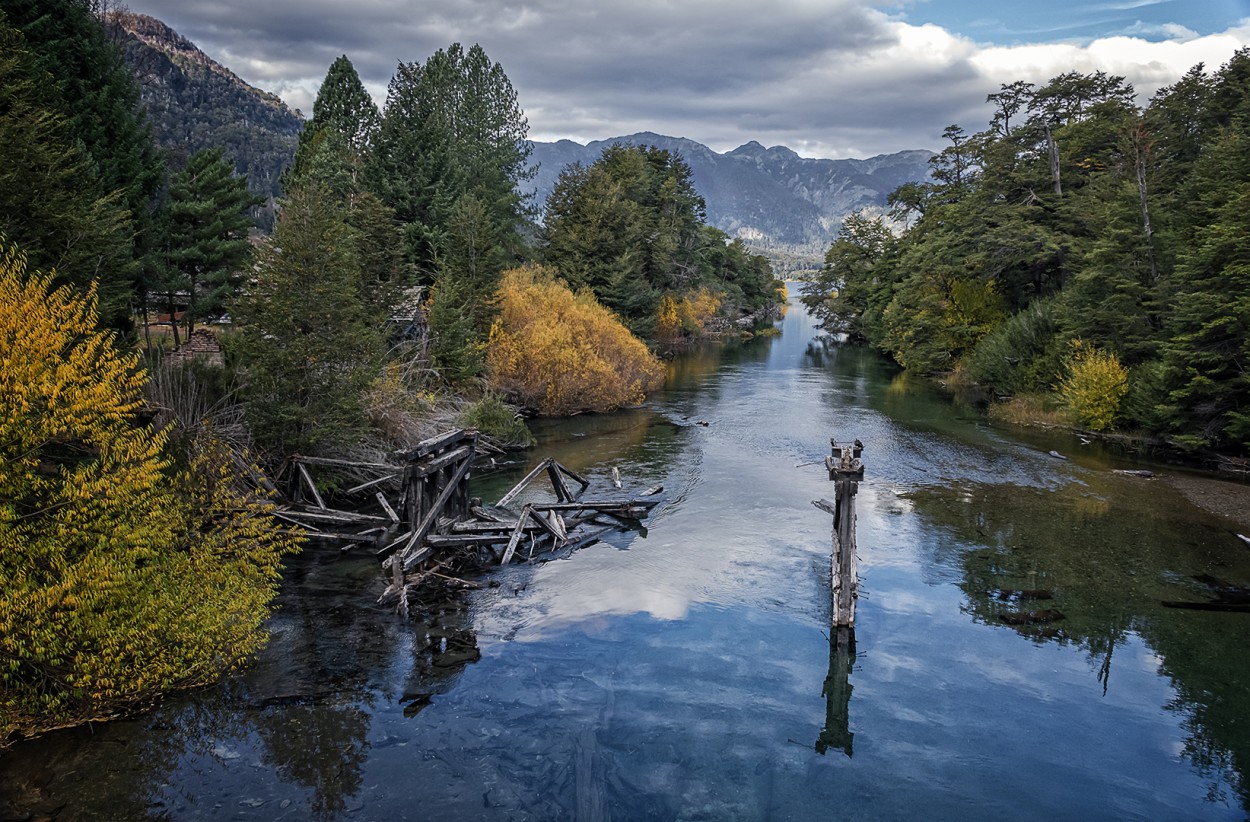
[2,0,164,315]
[368,43,533,278]
[230,185,384,459]
[161,147,259,341]
[0,20,134,321]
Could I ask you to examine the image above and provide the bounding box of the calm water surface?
[4,291,1250,820]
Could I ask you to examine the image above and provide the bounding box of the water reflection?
[905,477,1250,811]
[817,626,856,757]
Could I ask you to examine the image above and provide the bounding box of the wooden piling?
[815,439,864,629]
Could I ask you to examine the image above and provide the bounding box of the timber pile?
[269,429,662,613]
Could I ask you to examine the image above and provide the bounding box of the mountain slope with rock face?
[108,12,303,227]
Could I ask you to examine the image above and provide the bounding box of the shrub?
[460,394,535,448]
[487,264,664,415]
[1056,339,1130,431]
[0,245,299,737]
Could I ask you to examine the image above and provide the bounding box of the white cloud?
[122,1,1250,158]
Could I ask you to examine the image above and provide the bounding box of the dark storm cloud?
[121,0,1250,158]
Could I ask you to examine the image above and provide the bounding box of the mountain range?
[527,134,932,271]
[109,14,932,267]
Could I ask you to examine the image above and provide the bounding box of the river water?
[4,291,1250,820]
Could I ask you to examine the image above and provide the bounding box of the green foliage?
[0,243,298,735]
[800,211,895,340]
[1056,340,1129,431]
[824,56,1250,451]
[460,394,535,448]
[487,265,665,415]
[965,295,1064,397]
[368,43,533,279]
[543,143,780,335]
[428,193,509,381]
[289,55,379,183]
[0,19,136,324]
[229,185,385,459]
[1158,98,1250,450]
[159,147,259,336]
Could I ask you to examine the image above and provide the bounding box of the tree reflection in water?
[906,477,1250,812]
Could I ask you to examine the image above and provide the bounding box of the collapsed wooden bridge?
[272,429,662,611]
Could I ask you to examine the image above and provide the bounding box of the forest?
[0,0,782,738]
[801,53,1250,456]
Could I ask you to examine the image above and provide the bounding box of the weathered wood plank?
[410,445,474,478]
[400,454,475,571]
[497,458,553,508]
[376,491,400,524]
[500,505,533,566]
[297,462,327,510]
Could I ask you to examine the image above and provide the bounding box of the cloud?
[123,0,1250,158]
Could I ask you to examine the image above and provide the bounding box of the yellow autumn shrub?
[655,288,724,344]
[1056,339,1129,432]
[0,244,299,738]
[488,264,664,415]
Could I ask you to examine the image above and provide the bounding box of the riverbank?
[1160,472,1250,534]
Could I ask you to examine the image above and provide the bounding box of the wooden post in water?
[812,439,863,755]
[820,439,864,628]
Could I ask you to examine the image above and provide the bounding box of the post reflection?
[817,626,856,757]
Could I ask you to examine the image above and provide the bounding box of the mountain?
[527,132,933,272]
[108,12,303,228]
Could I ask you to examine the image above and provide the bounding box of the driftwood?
[276,429,663,615]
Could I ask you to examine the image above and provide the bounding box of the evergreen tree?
[230,185,384,460]
[161,147,259,341]
[288,55,379,186]
[288,56,405,320]
[368,43,533,278]
[0,19,134,321]
[2,0,164,313]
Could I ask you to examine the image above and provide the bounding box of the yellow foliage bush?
[0,244,299,738]
[488,265,664,415]
[1056,339,1129,432]
[655,288,724,344]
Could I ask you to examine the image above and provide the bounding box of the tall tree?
[288,54,379,188]
[288,55,405,320]
[0,20,134,320]
[368,43,533,278]
[2,0,164,313]
[230,185,384,460]
[161,147,258,342]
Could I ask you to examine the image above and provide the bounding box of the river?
[3,290,1250,820]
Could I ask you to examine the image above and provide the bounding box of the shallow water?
[4,292,1250,820]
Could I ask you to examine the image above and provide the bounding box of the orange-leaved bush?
[487,264,664,415]
[0,243,299,739]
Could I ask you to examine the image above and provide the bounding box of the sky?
[120,0,1250,159]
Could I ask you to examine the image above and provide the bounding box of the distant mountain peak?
[109,12,303,228]
[112,12,294,114]
[527,135,933,273]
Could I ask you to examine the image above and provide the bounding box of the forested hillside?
[108,11,302,228]
[802,56,1250,455]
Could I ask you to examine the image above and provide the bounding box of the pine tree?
[161,147,258,341]
[230,185,384,459]
[0,19,134,321]
[368,43,533,278]
[288,56,405,320]
[3,0,165,318]
[288,55,379,187]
